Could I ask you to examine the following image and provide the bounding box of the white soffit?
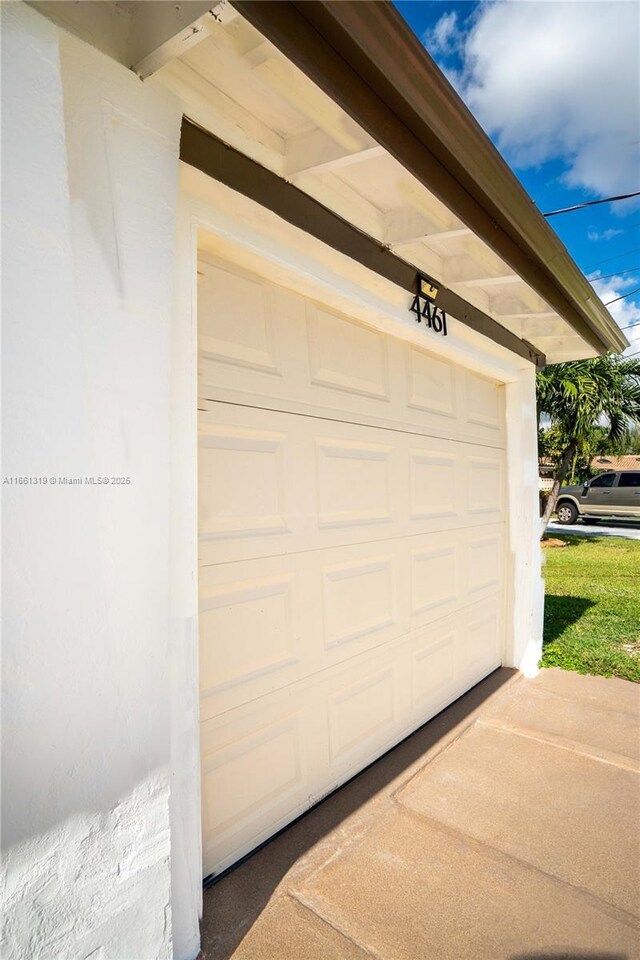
[153,9,599,364]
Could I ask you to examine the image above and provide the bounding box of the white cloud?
[590,273,640,355]
[424,12,462,57]
[454,2,640,199]
[587,228,624,242]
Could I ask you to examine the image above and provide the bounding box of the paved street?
[547,520,640,540]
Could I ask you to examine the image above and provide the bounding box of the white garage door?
[198,254,506,878]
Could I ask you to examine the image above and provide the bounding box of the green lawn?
[542,535,640,682]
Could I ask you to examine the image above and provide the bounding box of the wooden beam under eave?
[129,1,230,78]
[451,274,524,289]
[284,128,385,179]
[252,56,365,153]
[384,207,473,248]
[495,312,558,322]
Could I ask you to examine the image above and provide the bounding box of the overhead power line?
[605,285,640,306]
[589,265,640,282]
[584,246,640,270]
[543,191,640,217]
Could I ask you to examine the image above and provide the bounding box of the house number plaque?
[410,273,448,337]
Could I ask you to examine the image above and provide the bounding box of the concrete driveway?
[200,667,640,960]
[547,520,640,540]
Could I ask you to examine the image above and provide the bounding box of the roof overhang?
[30,0,629,363]
[229,0,626,360]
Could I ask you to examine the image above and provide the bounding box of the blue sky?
[394,0,640,355]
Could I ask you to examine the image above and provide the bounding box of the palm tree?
[537,354,640,536]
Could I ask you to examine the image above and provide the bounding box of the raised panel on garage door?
[198,256,507,879]
[198,403,504,566]
[198,254,506,449]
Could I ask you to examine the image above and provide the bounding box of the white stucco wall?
[1,5,185,957]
